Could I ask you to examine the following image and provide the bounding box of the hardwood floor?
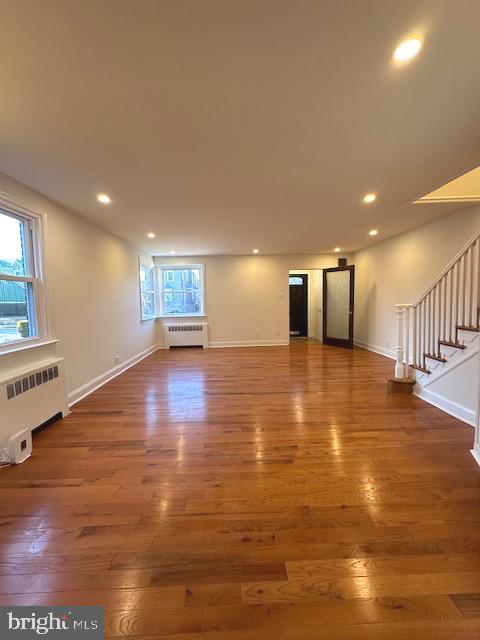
[1,342,479,639]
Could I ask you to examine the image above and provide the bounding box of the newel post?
[395,304,406,379]
[471,342,480,466]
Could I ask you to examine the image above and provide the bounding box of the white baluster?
[412,305,417,367]
[469,246,474,327]
[405,306,410,375]
[395,305,406,379]
[449,267,454,342]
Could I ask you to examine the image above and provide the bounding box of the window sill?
[141,316,157,322]
[158,314,207,319]
[0,338,59,357]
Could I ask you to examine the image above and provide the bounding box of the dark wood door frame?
[289,273,308,338]
[322,265,355,349]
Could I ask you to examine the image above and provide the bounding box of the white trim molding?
[68,344,160,406]
[414,387,476,427]
[471,446,480,466]
[354,340,395,360]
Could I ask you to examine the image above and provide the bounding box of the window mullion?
[0,274,35,284]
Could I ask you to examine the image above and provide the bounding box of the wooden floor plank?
[0,342,478,638]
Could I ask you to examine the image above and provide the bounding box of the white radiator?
[163,323,208,348]
[0,357,69,461]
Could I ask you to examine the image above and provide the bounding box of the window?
[158,265,204,316]
[0,207,44,348]
[289,276,304,285]
[139,264,156,320]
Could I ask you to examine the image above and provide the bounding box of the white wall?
[418,346,478,426]
[353,204,480,426]
[354,205,480,356]
[155,254,348,346]
[0,173,158,400]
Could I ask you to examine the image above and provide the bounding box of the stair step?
[411,364,431,374]
[439,340,466,350]
[424,353,447,363]
[456,325,480,332]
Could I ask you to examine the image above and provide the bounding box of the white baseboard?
[414,386,476,427]
[68,344,160,406]
[354,339,395,360]
[209,339,289,348]
[471,446,480,467]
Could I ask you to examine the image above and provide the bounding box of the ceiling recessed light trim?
[170,250,176,255]
[334,247,340,253]
[97,193,111,204]
[253,248,259,254]
[393,37,423,63]
[147,232,155,238]
[363,192,377,204]
[369,229,379,236]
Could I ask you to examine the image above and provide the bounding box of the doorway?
[322,265,355,348]
[289,274,308,337]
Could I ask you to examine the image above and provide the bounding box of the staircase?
[394,230,480,427]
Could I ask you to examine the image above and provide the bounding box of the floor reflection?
[167,369,206,421]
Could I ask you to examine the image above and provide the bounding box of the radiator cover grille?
[163,323,208,348]
[6,365,59,400]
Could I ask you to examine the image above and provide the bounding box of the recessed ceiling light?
[97,193,111,204]
[393,37,422,63]
[363,192,377,204]
[147,232,155,238]
[170,250,176,255]
[369,229,379,236]
[334,247,341,253]
[253,248,259,254]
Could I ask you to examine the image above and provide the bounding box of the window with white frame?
[139,264,156,320]
[158,265,204,316]
[0,207,44,348]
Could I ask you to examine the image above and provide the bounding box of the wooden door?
[289,274,308,337]
[323,265,354,348]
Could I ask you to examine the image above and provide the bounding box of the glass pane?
[0,280,35,344]
[164,291,201,315]
[140,266,153,289]
[0,212,27,276]
[141,290,155,318]
[163,268,201,292]
[289,276,303,285]
[326,270,350,340]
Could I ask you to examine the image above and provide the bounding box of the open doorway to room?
[289,269,323,342]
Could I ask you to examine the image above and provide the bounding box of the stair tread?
[424,353,447,362]
[438,340,466,349]
[410,364,431,374]
[456,325,480,332]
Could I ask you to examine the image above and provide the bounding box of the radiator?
[0,357,69,460]
[163,323,208,348]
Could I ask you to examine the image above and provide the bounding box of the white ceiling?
[0,0,479,256]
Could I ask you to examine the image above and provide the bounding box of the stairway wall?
[354,204,480,359]
[415,340,479,426]
[353,204,480,426]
